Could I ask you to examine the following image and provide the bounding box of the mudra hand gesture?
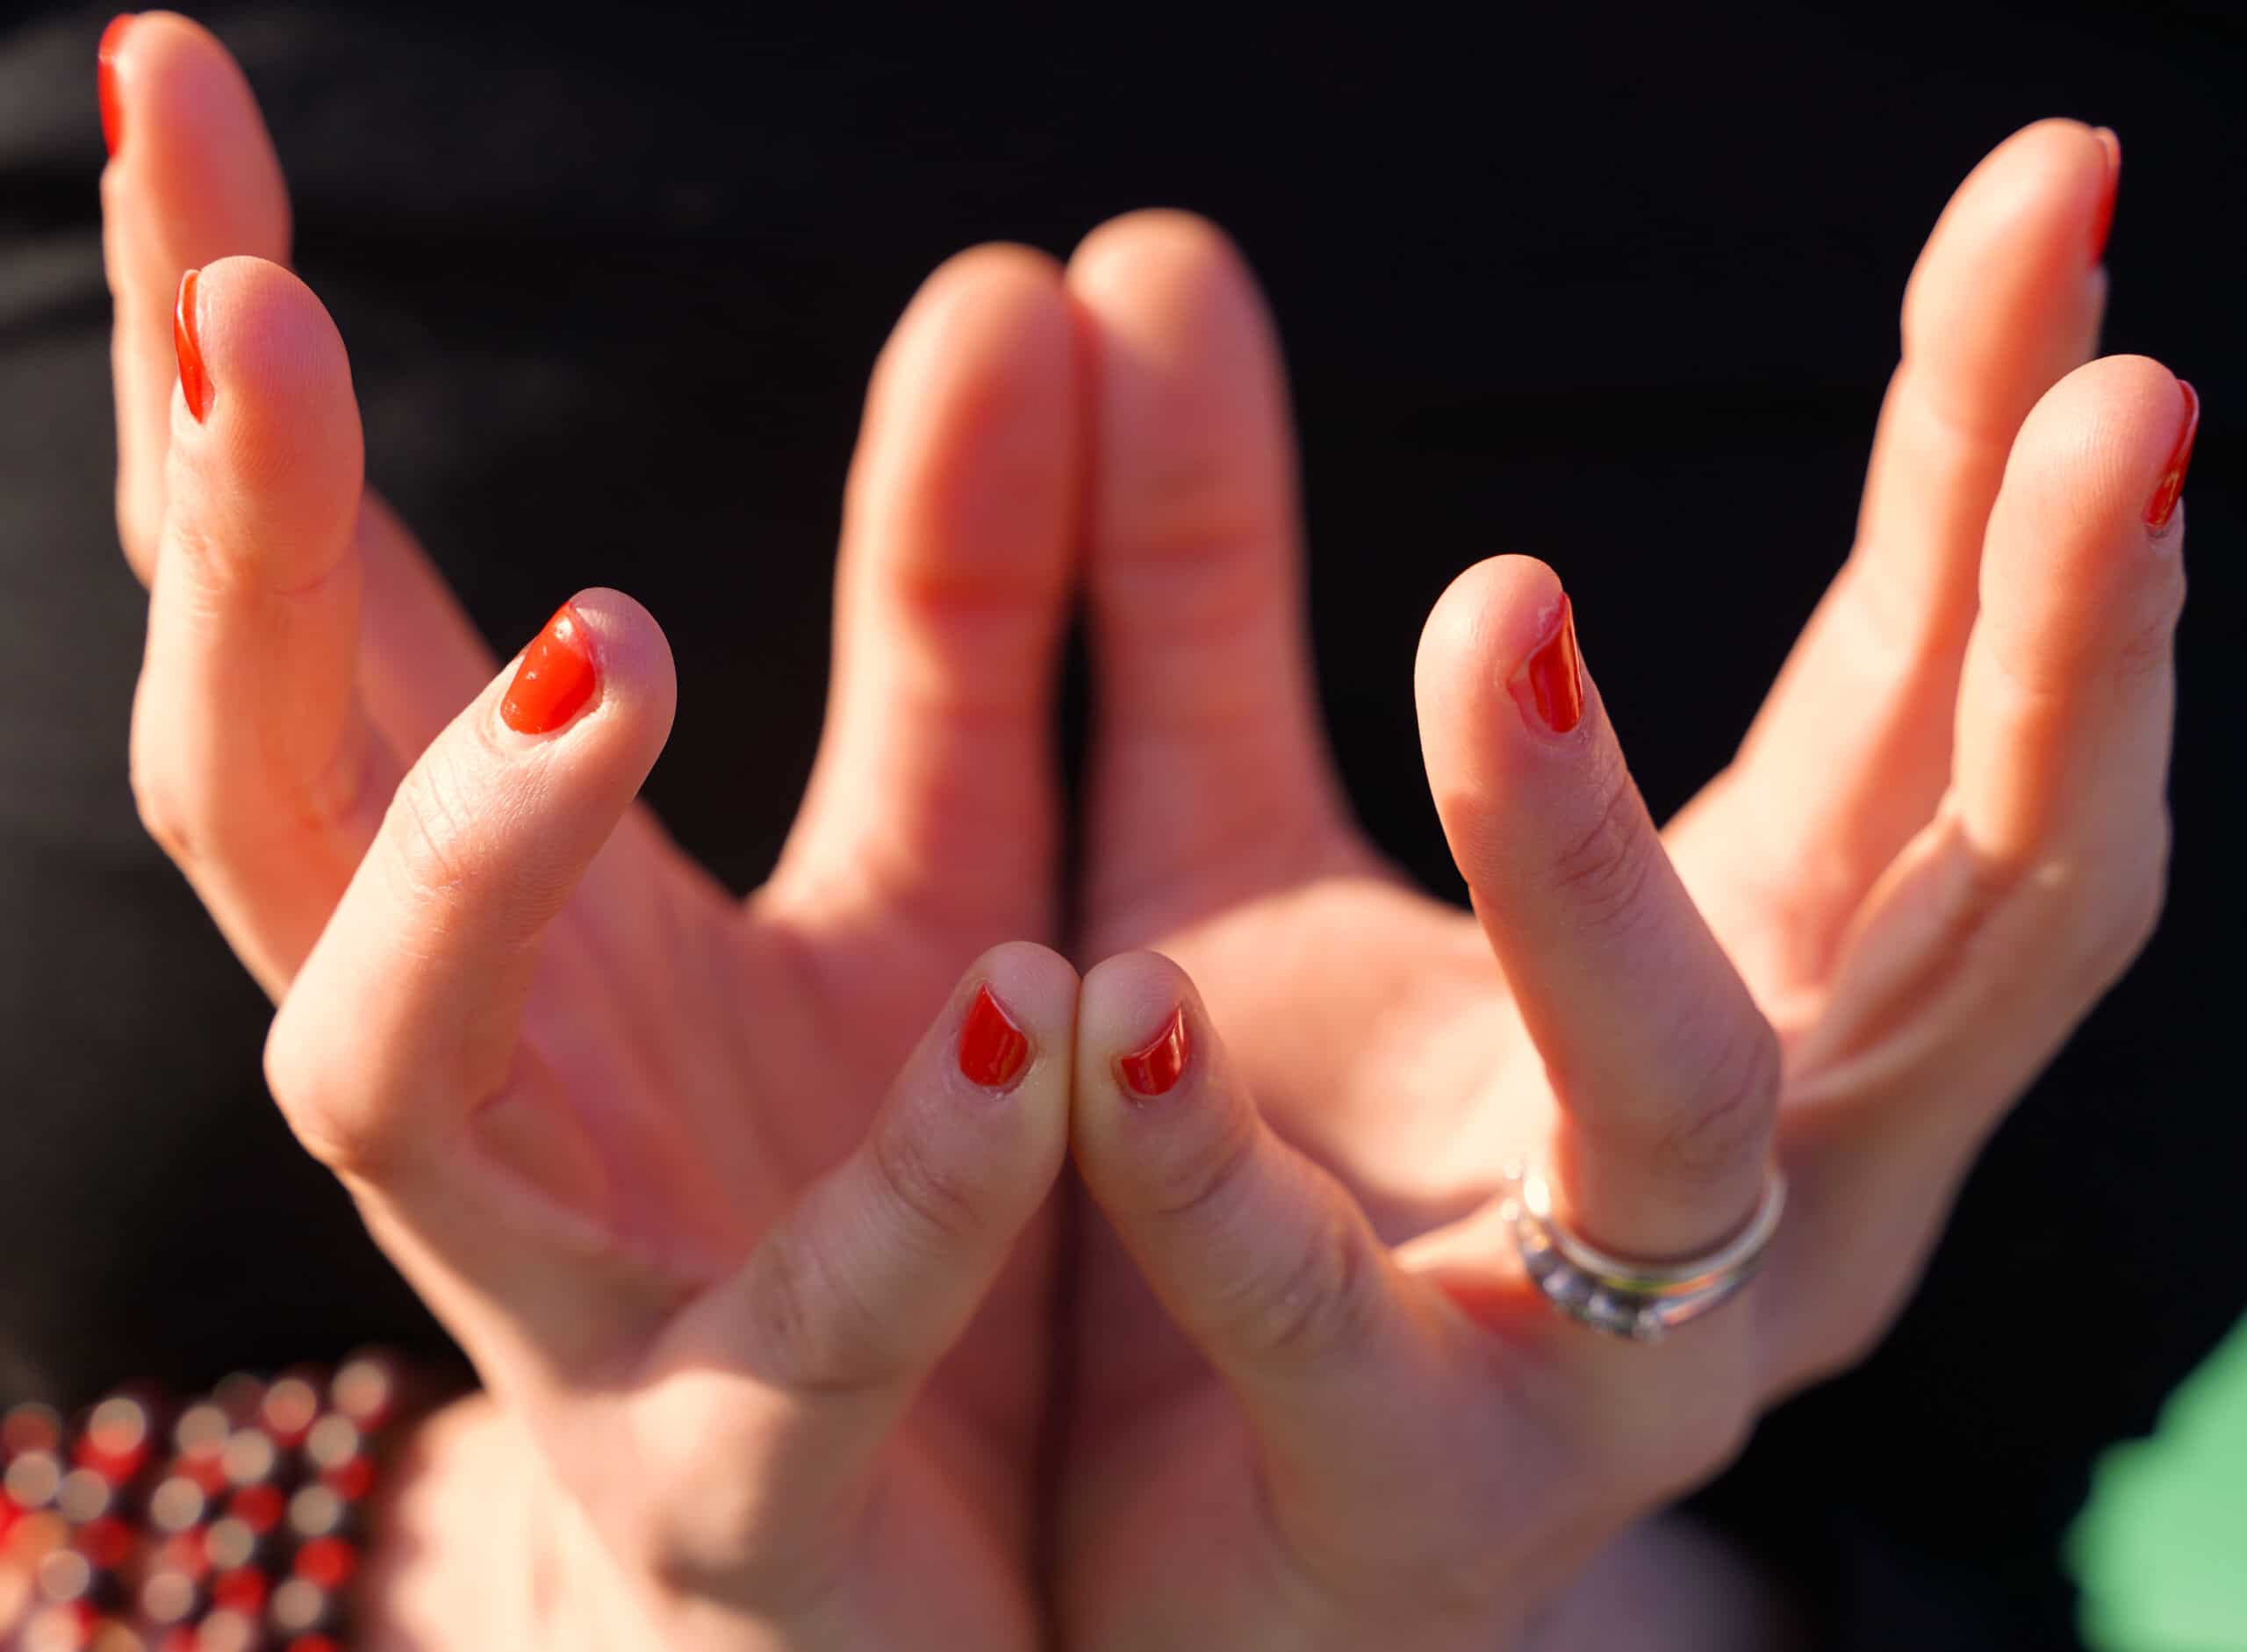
[101,15,2189,1648]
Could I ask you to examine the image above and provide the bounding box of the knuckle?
[381,756,483,917]
[261,1009,398,1182]
[1550,756,1660,934]
[129,751,196,868]
[866,1110,987,1250]
[1145,1107,1261,1228]
[1650,1011,1782,1189]
[738,1223,907,1399]
[1226,1198,1383,1364]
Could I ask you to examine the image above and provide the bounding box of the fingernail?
[1509,593,1583,736]
[1117,1006,1189,1099]
[958,984,1030,1090]
[2145,379,2199,536]
[500,603,598,733]
[2090,126,2121,265]
[174,268,211,423]
[98,16,133,158]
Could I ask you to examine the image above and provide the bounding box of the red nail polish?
[958,984,1030,1089]
[1116,1006,1189,1098]
[2090,126,2121,265]
[98,16,133,158]
[2145,380,2199,535]
[500,603,598,733]
[1511,593,1583,736]
[174,268,211,423]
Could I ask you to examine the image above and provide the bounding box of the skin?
[68,13,2186,1651]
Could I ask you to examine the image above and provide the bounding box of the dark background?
[2,3,2239,1645]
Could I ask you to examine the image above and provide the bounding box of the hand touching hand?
[1052,126,2189,1648]
[103,17,1094,1648]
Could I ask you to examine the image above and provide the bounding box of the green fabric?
[2069,1312,2247,1651]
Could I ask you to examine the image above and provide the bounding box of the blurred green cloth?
[2070,1312,2247,1651]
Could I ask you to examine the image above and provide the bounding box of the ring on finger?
[1497,1160,1785,1344]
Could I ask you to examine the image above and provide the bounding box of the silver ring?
[1497,1160,1785,1344]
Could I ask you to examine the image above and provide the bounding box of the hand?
[1052,126,2188,1648]
[101,17,1092,1648]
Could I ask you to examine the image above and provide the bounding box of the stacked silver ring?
[1497,1160,1786,1344]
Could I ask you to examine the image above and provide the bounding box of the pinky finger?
[1950,356,2193,874]
[1797,358,2193,1155]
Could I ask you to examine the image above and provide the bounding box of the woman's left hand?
[1052,123,2189,1649]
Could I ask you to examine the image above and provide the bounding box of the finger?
[97,13,494,753]
[1067,212,1353,933]
[647,944,1075,1566]
[1752,363,2192,1385]
[129,255,392,998]
[774,246,1080,945]
[263,588,677,1371]
[1953,358,2192,862]
[1799,361,2194,1128]
[1071,951,1434,1510]
[100,11,291,579]
[1676,119,2117,980]
[1416,557,1780,1261]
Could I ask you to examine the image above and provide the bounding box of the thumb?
[1070,952,1436,1514]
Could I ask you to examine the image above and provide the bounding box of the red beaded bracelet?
[0,1353,426,1652]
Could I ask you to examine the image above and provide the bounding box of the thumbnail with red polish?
[500,604,598,734]
[99,15,133,158]
[958,985,1030,1089]
[1117,1007,1189,1099]
[2144,379,2199,535]
[174,269,211,424]
[1511,593,1583,736]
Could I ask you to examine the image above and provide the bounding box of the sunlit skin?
[75,15,2187,1651]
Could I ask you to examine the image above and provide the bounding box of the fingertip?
[1077,949,1200,1090]
[110,11,290,238]
[1066,208,1248,305]
[1414,554,1590,846]
[557,585,678,724]
[1073,952,1231,1201]
[181,255,353,414]
[156,257,362,594]
[955,939,1080,1100]
[490,588,676,754]
[1415,554,1566,715]
[875,241,1073,413]
[2008,354,2191,532]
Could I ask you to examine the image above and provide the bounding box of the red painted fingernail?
[1510,593,1583,736]
[958,984,1030,1089]
[174,268,211,423]
[1116,1006,1189,1099]
[2090,126,2121,265]
[500,603,598,733]
[98,16,133,158]
[2145,380,2199,536]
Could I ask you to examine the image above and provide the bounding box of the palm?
[427,791,1058,1639]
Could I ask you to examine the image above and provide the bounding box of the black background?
[2,3,2240,1644]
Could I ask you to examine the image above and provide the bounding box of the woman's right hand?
[100,16,1088,1648]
